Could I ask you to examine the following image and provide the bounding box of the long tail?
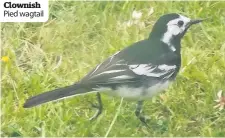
[23,84,92,108]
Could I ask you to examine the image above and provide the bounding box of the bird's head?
[149,13,204,51]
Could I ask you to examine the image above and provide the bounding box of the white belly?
[105,81,171,100]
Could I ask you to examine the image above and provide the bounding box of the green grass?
[1,1,225,137]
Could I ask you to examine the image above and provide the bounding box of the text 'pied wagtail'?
[24,13,204,125]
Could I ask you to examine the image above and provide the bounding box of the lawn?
[1,1,225,137]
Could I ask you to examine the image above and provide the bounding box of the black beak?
[186,18,206,28]
[190,19,205,25]
[180,18,206,37]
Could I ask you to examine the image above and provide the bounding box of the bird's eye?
[178,20,184,27]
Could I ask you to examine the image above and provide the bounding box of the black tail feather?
[23,84,91,108]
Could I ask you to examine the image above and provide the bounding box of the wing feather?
[80,39,179,87]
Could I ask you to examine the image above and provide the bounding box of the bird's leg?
[135,101,150,128]
[89,92,103,121]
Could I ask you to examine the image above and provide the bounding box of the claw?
[88,93,103,121]
[89,108,102,121]
[135,101,150,128]
[138,115,150,128]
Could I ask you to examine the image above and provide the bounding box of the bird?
[23,13,204,125]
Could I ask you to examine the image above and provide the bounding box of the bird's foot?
[135,110,151,128]
[135,101,150,128]
[88,101,103,121]
[136,114,151,128]
[88,93,103,121]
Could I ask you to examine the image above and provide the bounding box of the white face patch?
[161,14,191,51]
[166,15,191,35]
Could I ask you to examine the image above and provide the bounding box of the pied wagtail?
[24,13,204,125]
